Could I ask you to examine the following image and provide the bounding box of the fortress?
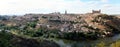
[92,10,101,14]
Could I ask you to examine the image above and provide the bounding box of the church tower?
[65,10,67,14]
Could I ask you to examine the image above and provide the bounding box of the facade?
[92,10,101,14]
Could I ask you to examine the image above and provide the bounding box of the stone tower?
[65,10,67,14]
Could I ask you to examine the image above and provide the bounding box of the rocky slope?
[37,13,120,40]
[81,14,120,37]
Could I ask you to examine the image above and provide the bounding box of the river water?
[55,34,120,47]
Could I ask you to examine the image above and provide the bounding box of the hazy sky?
[0,0,119,15]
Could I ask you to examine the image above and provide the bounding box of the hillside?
[0,13,120,47]
[34,13,120,40]
[0,13,120,39]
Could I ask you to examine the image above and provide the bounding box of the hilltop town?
[0,10,120,47]
[0,10,120,37]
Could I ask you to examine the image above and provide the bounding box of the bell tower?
[65,10,67,15]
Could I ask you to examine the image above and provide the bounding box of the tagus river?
[54,34,120,47]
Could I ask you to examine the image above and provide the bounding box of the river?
[54,34,120,47]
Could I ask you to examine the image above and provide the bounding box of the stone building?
[92,10,101,14]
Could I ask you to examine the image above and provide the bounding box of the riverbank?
[53,34,120,47]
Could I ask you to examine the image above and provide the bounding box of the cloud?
[101,0,108,2]
[91,0,109,2]
[0,0,85,15]
[0,0,119,15]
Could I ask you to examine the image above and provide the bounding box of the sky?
[0,0,120,15]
